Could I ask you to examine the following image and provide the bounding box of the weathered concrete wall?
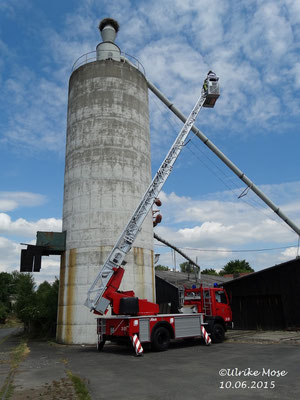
[57,60,155,344]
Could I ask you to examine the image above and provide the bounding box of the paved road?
[0,327,22,341]
[11,339,300,400]
[0,327,23,396]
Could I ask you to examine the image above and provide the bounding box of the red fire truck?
[85,73,226,355]
[96,283,232,355]
[183,285,232,343]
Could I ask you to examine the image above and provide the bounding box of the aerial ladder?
[146,80,300,238]
[84,72,220,317]
[122,56,300,238]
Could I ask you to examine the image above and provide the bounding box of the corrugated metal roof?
[155,270,233,288]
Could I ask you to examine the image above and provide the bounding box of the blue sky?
[0,0,299,283]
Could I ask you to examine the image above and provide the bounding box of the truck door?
[213,290,232,323]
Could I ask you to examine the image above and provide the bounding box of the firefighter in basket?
[203,70,217,93]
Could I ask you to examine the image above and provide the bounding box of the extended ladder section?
[85,74,219,314]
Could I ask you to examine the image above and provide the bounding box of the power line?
[185,138,297,236]
[154,243,298,253]
[149,90,298,238]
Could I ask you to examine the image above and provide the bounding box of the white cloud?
[1,70,67,154]
[33,257,60,285]
[242,2,293,61]
[280,247,299,259]
[0,236,60,284]
[154,181,300,270]
[0,236,20,272]
[0,0,299,280]
[285,0,300,25]
[0,200,18,213]
[0,192,46,212]
[136,0,299,136]
[0,189,61,280]
[291,62,300,88]
[0,213,62,237]
[0,0,29,18]
[1,0,299,154]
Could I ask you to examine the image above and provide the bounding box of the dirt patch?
[11,377,77,400]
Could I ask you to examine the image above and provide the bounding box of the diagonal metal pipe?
[154,232,200,271]
[146,79,300,238]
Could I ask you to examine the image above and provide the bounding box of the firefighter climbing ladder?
[85,78,213,314]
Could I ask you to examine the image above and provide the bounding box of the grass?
[0,339,29,399]
[11,340,29,368]
[0,316,22,329]
[0,334,91,400]
[67,371,91,400]
[0,381,14,400]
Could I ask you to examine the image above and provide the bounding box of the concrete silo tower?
[57,18,155,344]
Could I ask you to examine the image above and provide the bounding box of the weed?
[67,371,91,400]
[0,339,29,399]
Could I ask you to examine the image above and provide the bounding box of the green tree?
[180,262,199,274]
[35,278,59,336]
[155,265,169,271]
[14,273,37,332]
[219,259,254,276]
[0,272,15,323]
[0,303,8,324]
[201,268,219,276]
[1,271,59,337]
[0,272,14,304]
[180,262,192,273]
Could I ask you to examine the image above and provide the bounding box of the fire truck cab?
[182,285,232,343]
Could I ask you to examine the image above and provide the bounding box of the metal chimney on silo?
[57,19,155,344]
[96,18,121,61]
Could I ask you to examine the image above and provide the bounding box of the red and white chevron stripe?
[131,334,143,356]
[201,326,212,345]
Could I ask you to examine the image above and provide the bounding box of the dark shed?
[222,258,300,330]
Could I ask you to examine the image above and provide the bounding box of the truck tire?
[151,327,170,351]
[211,323,225,343]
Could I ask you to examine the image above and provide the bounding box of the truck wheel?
[152,327,170,351]
[211,323,225,343]
[97,340,106,351]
